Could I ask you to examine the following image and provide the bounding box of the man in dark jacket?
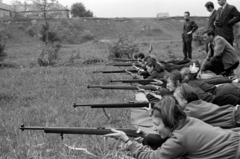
[205,1,217,32]
[182,11,198,60]
[215,0,240,46]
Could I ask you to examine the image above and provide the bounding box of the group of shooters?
[20,0,240,158]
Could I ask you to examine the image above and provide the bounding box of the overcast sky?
[3,0,240,17]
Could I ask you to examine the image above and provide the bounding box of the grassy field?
[1,17,240,158]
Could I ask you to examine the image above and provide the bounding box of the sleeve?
[128,136,187,159]
[228,6,240,26]
[202,77,232,85]
[213,38,225,58]
[191,21,198,33]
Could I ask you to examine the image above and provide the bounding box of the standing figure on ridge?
[182,11,198,60]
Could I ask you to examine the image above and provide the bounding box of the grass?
[1,18,240,158]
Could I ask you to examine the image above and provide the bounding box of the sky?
[3,0,240,17]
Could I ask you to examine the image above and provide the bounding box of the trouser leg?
[213,94,240,106]
[216,83,240,98]
[235,105,240,127]
[224,61,239,76]
[183,40,187,59]
[186,40,192,59]
[202,58,224,75]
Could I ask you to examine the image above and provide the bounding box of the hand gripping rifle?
[93,69,138,74]
[87,85,161,91]
[73,102,154,108]
[20,124,142,139]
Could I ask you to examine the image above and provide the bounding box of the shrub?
[81,30,94,43]
[38,43,61,66]
[26,26,36,37]
[0,32,7,61]
[39,22,60,44]
[108,36,139,59]
[193,27,206,46]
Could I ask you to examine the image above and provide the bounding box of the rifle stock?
[20,124,142,138]
[93,69,138,74]
[87,85,159,91]
[73,102,153,108]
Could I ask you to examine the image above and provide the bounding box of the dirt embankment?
[0,17,208,45]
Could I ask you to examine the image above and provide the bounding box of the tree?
[70,2,93,17]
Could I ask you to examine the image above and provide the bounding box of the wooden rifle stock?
[87,85,159,91]
[20,124,142,138]
[73,102,153,108]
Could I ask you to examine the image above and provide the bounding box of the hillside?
[0,17,208,45]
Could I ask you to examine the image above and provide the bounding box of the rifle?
[110,79,155,84]
[106,63,141,67]
[93,69,138,74]
[87,85,160,91]
[73,102,153,108]
[110,59,139,62]
[20,124,142,139]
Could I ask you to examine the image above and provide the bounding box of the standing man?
[215,0,240,46]
[205,2,217,59]
[205,1,217,32]
[182,11,198,60]
[202,30,239,76]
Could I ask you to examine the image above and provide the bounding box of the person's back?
[185,99,236,128]
[164,117,240,159]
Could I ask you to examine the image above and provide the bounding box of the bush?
[0,32,7,61]
[108,36,139,59]
[38,43,61,67]
[81,30,94,43]
[39,22,60,44]
[26,26,36,37]
[193,27,206,46]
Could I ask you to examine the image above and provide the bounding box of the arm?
[202,77,232,85]
[129,136,186,159]
[191,21,198,33]
[228,6,240,26]
[212,38,225,58]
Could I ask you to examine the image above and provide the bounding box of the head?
[174,83,199,108]
[217,0,226,7]
[166,71,183,92]
[151,95,187,139]
[137,53,145,60]
[146,58,164,74]
[205,1,215,12]
[184,11,190,21]
[133,53,139,60]
[203,29,215,43]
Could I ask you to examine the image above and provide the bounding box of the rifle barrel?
[93,69,138,74]
[87,85,158,91]
[20,125,142,137]
[106,63,141,67]
[73,102,152,108]
[110,79,155,83]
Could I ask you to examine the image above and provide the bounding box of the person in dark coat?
[214,0,240,46]
[182,11,198,59]
[205,1,217,32]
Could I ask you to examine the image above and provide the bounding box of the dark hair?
[184,11,190,16]
[205,1,214,8]
[138,53,145,59]
[143,56,154,62]
[168,71,183,87]
[205,29,215,37]
[151,96,187,129]
[175,83,199,103]
[146,58,164,73]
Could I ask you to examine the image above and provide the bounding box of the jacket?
[129,117,240,159]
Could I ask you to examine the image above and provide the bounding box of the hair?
[204,29,215,37]
[168,71,183,87]
[151,95,187,129]
[138,53,145,59]
[184,11,190,16]
[146,58,164,73]
[205,1,214,8]
[175,83,199,103]
[143,56,154,62]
